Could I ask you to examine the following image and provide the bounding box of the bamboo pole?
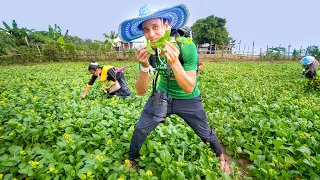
[266,45,269,60]
[242,44,246,55]
[252,41,255,59]
[299,46,302,57]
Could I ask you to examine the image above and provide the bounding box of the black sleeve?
[107,68,118,81]
[88,75,98,86]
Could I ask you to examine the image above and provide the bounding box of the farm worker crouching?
[300,56,319,80]
[80,61,132,98]
[198,61,204,69]
[198,61,204,74]
[118,3,231,174]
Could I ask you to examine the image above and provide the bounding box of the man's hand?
[136,45,151,67]
[164,41,180,66]
[135,45,152,95]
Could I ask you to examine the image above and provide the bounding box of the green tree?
[88,41,103,53]
[266,47,286,60]
[306,45,320,59]
[191,15,231,46]
[292,49,299,60]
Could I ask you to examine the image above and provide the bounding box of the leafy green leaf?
[155,157,161,164]
[8,145,23,155]
[176,171,185,180]
[161,168,170,179]
[77,166,93,179]
[77,149,86,156]
[303,159,315,167]
[160,150,171,164]
[107,173,118,180]
[145,28,181,55]
[63,164,73,174]
[284,156,296,167]
[296,146,311,156]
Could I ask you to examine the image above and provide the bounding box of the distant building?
[197,43,232,54]
[113,37,145,52]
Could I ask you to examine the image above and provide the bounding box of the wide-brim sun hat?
[118,3,190,42]
[300,56,315,65]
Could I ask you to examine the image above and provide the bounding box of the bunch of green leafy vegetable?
[146,28,192,55]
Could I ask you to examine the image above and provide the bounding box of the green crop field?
[0,61,319,180]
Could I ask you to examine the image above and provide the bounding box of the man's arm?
[165,42,197,94]
[170,61,196,94]
[81,75,97,98]
[135,70,150,95]
[135,46,152,95]
[81,85,91,98]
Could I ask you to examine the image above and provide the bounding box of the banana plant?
[0,20,28,38]
[0,20,31,47]
[48,24,67,40]
[103,31,118,47]
[33,24,68,51]
[0,20,17,33]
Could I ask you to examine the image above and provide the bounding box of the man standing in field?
[118,3,231,174]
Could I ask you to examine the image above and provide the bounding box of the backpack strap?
[171,30,184,66]
[150,48,171,95]
[177,41,184,66]
[170,27,198,72]
[151,49,158,94]
[177,40,199,75]
[150,48,157,69]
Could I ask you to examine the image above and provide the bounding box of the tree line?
[1,16,319,65]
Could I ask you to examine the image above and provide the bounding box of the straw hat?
[118,3,190,42]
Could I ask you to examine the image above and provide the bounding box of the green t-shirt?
[148,38,200,99]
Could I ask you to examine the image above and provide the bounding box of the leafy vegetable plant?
[146,28,192,55]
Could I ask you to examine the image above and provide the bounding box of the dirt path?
[221,144,251,178]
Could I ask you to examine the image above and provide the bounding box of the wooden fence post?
[266,45,269,60]
[260,48,262,58]
[252,41,255,59]
[299,46,302,57]
[242,44,246,55]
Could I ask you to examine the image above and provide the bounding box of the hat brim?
[301,56,315,65]
[118,4,190,42]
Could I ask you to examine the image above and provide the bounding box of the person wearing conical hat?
[300,56,319,79]
[119,3,231,174]
[80,61,131,98]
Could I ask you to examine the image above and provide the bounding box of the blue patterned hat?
[300,56,315,65]
[118,4,190,42]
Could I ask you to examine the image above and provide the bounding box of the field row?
[0,61,319,179]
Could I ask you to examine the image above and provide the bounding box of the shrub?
[42,43,62,61]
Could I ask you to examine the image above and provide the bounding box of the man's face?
[142,18,168,44]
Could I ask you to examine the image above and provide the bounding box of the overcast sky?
[1,0,319,51]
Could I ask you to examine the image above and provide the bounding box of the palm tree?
[103,31,118,51]
[104,31,118,43]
